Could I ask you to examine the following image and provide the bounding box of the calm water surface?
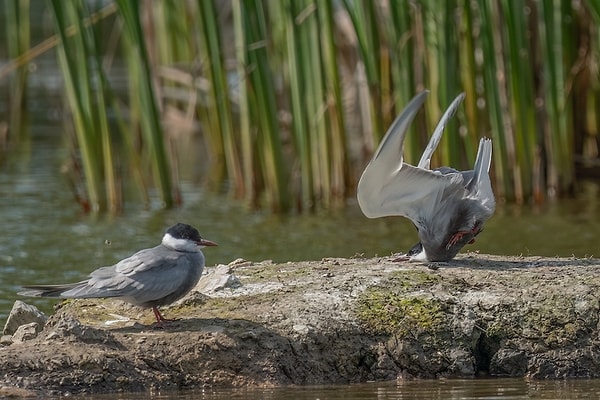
[68,379,600,399]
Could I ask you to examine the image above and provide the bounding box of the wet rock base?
[2,254,600,395]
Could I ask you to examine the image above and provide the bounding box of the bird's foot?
[446,227,479,250]
[152,320,178,330]
[152,307,180,328]
[446,232,465,249]
[426,263,440,270]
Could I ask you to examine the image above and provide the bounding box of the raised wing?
[357,91,466,224]
[357,90,428,218]
[466,137,495,211]
[360,160,465,223]
[417,93,466,169]
[368,91,429,163]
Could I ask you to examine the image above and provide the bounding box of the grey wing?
[417,93,465,169]
[466,138,495,211]
[357,90,472,226]
[368,91,429,163]
[18,283,85,298]
[63,248,201,304]
[357,91,429,218]
[359,161,466,226]
[119,251,203,305]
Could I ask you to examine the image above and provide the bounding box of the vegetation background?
[1,0,599,214]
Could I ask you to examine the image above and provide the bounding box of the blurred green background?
[2,0,600,214]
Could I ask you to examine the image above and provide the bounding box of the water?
[67,379,600,399]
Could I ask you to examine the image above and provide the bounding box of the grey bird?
[357,90,495,261]
[19,223,217,324]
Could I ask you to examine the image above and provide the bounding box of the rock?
[229,258,253,267]
[195,264,242,294]
[12,322,41,343]
[0,335,13,346]
[490,349,528,376]
[3,300,47,335]
[45,314,117,344]
[174,290,210,308]
[0,385,39,398]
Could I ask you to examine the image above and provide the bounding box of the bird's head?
[162,223,218,252]
[398,199,480,261]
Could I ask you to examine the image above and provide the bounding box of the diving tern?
[357,90,495,261]
[19,223,217,324]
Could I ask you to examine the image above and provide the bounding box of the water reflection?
[67,379,600,399]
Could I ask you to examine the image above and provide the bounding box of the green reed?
[538,0,574,196]
[197,0,243,198]
[282,0,339,210]
[342,0,384,144]
[237,0,290,212]
[46,0,175,212]
[50,0,117,212]
[117,0,175,209]
[318,1,349,205]
[2,0,31,158]
[5,1,599,212]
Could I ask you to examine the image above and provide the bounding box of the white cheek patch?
[162,233,198,252]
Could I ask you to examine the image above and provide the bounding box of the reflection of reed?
[0,122,8,153]
[50,0,175,213]
[2,0,31,163]
[51,0,118,213]
[3,1,598,213]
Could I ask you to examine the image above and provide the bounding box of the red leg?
[446,231,468,249]
[446,226,480,250]
[152,307,165,323]
[152,307,178,326]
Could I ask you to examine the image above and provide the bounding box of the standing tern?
[357,90,495,261]
[19,223,217,324]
